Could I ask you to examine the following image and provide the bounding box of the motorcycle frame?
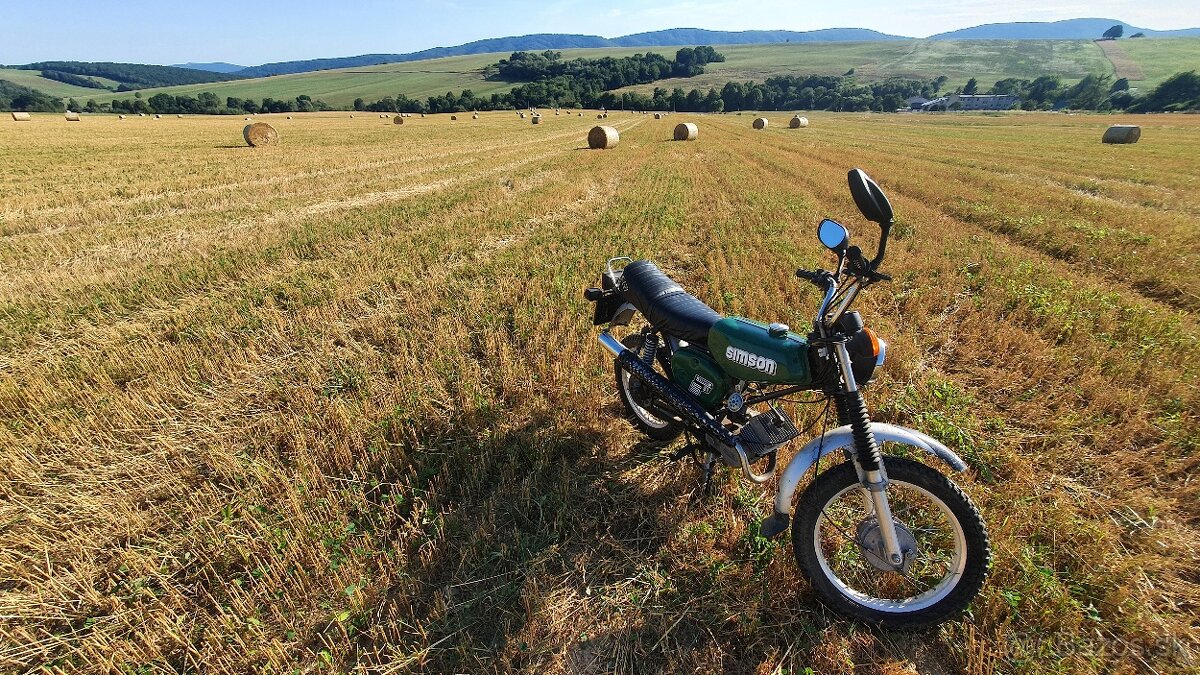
[604,317,969,559]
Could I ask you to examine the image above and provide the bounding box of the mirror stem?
[870,220,893,271]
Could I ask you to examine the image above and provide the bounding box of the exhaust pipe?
[599,332,775,483]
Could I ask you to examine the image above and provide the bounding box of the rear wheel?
[614,333,684,442]
[791,456,990,629]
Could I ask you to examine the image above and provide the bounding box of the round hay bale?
[154,114,162,119]
[65,112,81,121]
[789,115,809,128]
[473,113,478,119]
[753,117,768,130]
[578,112,583,117]
[394,116,404,125]
[177,114,183,118]
[519,112,526,119]
[654,113,662,120]
[243,122,279,147]
[118,114,126,120]
[450,115,457,121]
[532,115,541,124]
[588,125,619,150]
[1102,125,1140,144]
[11,112,31,121]
[138,113,145,117]
[349,114,354,118]
[286,116,292,120]
[673,122,698,141]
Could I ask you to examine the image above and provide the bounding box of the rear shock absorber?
[639,331,658,365]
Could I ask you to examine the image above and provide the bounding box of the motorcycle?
[584,169,990,628]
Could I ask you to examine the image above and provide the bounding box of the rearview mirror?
[818,219,849,253]
[848,169,894,224]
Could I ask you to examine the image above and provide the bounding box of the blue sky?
[0,0,1195,65]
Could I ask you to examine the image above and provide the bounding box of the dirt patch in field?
[1096,40,1145,81]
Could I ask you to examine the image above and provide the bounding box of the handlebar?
[797,268,839,327]
[795,268,832,287]
[797,262,890,332]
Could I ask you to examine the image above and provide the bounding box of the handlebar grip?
[796,268,832,289]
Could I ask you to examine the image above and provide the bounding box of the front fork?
[831,341,906,568]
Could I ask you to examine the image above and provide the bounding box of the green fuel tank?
[708,317,813,386]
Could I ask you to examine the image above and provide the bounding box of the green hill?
[613,40,1128,96]
[26,38,1200,110]
[0,68,120,99]
[1118,38,1200,86]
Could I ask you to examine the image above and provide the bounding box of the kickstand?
[702,451,718,498]
[668,443,699,462]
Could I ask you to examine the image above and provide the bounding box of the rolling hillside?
[0,68,120,99]
[612,40,1119,96]
[17,38,1197,110]
[234,28,906,78]
[1117,37,1200,86]
[198,20,1192,80]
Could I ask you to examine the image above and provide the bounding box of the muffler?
[600,333,775,482]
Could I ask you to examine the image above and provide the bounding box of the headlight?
[847,328,884,385]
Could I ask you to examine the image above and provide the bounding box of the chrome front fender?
[759,423,968,538]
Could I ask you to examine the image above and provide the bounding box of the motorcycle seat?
[620,260,722,346]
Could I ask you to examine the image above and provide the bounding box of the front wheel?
[791,456,990,629]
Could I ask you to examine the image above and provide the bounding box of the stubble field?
[0,110,1197,673]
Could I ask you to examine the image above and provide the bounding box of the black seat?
[620,260,722,346]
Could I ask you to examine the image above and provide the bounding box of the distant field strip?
[1096,40,1146,81]
[0,111,1197,673]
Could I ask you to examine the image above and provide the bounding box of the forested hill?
[13,62,237,90]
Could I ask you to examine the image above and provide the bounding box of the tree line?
[355,71,947,113]
[0,80,65,112]
[352,68,1198,114]
[980,71,1198,112]
[100,92,334,114]
[14,61,234,90]
[39,70,109,89]
[494,47,723,83]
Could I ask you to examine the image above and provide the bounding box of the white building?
[920,94,1021,111]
